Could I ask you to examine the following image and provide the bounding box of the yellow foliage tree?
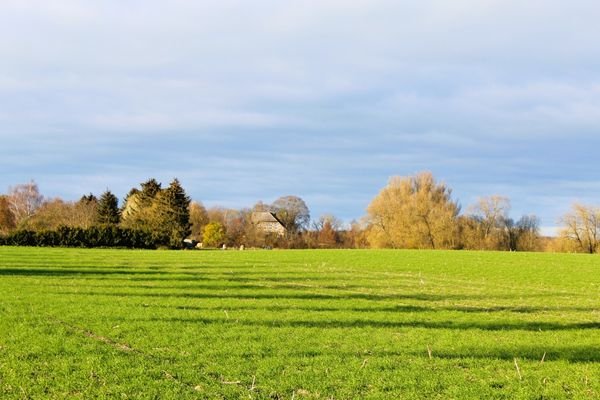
[559,203,600,254]
[366,172,459,249]
[202,222,226,248]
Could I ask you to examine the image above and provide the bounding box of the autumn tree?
[202,222,226,247]
[462,195,511,250]
[189,201,209,241]
[340,219,369,249]
[461,196,540,251]
[96,190,120,225]
[7,180,44,226]
[74,194,98,228]
[313,214,342,248]
[367,172,459,249]
[21,198,71,231]
[559,203,600,254]
[512,215,541,252]
[0,195,16,234]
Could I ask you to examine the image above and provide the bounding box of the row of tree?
[366,173,540,251]
[366,172,599,253]
[0,179,191,248]
[1,173,599,252]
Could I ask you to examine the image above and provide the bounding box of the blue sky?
[2,1,600,234]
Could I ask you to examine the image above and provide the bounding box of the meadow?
[0,247,599,399]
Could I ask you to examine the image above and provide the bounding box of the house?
[251,211,286,236]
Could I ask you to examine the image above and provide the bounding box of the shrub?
[0,226,156,249]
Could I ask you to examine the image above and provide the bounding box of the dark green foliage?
[3,230,37,246]
[119,178,190,248]
[139,178,162,206]
[96,190,120,225]
[1,226,155,249]
[79,193,97,205]
[153,179,191,248]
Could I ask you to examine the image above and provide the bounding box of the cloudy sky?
[2,1,600,233]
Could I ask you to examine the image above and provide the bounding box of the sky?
[2,0,600,234]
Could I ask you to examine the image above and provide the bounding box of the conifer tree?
[154,179,191,247]
[139,179,162,206]
[96,190,120,225]
[120,179,161,228]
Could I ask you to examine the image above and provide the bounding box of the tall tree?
[153,179,191,247]
[271,195,310,233]
[139,179,162,206]
[74,194,98,229]
[462,195,511,250]
[7,180,44,226]
[513,215,541,251]
[120,179,162,229]
[189,201,209,241]
[121,188,142,225]
[560,203,600,254]
[367,172,459,249]
[96,190,120,225]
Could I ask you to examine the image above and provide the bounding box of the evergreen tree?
[79,193,97,205]
[139,179,162,206]
[96,190,120,225]
[121,188,141,225]
[153,179,191,248]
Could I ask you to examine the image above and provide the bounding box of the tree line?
[0,173,599,253]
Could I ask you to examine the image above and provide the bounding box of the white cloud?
[1,0,600,224]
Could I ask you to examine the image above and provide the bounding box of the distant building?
[251,211,286,236]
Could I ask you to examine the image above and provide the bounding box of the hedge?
[0,225,156,249]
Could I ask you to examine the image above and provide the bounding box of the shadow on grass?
[51,289,554,302]
[133,315,600,332]
[0,267,167,277]
[0,267,349,283]
[403,346,600,363]
[217,346,600,363]
[39,281,411,293]
[158,303,597,314]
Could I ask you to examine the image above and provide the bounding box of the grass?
[0,247,599,399]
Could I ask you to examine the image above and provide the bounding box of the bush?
[0,225,156,249]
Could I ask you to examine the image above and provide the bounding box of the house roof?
[251,211,285,226]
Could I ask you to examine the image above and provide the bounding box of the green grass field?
[0,247,599,399]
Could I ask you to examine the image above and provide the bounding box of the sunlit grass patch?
[1,247,599,399]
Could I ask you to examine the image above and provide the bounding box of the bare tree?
[463,195,511,250]
[271,195,310,233]
[514,215,541,251]
[560,203,600,254]
[7,180,44,226]
[312,214,343,248]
